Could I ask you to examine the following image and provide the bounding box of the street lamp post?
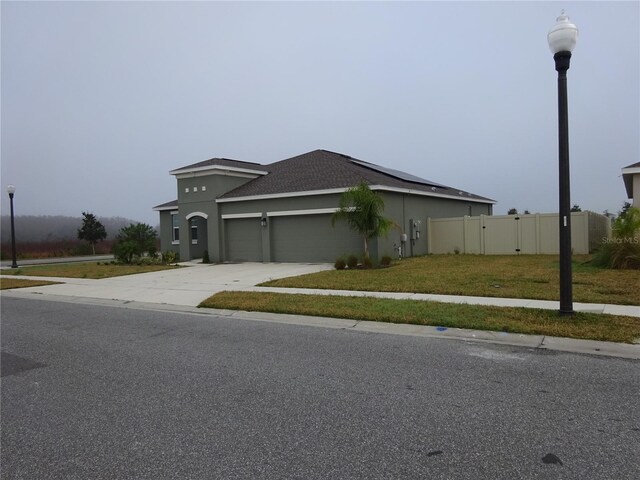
[7,185,18,268]
[548,11,578,316]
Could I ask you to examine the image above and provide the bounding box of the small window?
[191,219,198,244]
[201,186,207,192]
[185,187,189,193]
[172,214,180,243]
[193,187,198,192]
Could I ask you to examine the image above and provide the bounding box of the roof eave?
[169,164,269,176]
[217,185,496,205]
[152,200,178,211]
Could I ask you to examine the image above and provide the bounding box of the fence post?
[535,214,541,254]
[462,215,468,254]
[582,212,589,254]
[480,214,485,255]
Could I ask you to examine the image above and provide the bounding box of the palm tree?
[331,182,393,259]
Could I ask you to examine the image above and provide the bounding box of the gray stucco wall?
[377,192,492,259]
[218,191,493,262]
[157,173,257,261]
[158,210,180,256]
[159,178,495,263]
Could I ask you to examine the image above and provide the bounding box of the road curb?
[3,291,639,360]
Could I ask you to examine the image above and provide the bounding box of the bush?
[138,257,159,266]
[163,250,178,264]
[202,250,210,264]
[112,223,158,264]
[592,242,640,269]
[592,207,640,269]
[346,254,359,269]
[334,258,346,270]
[380,255,392,267]
[362,256,373,269]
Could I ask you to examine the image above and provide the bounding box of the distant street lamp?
[6,184,18,268]
[548,11,578,315]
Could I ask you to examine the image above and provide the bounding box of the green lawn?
[200,291,640,344]
[261,255,640,305]
[2,262,180,279]
[0,278,60,290]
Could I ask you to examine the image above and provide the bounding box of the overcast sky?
[2,1,638,225]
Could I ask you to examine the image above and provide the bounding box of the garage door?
[225,218,262,262]
[271,214,361,263]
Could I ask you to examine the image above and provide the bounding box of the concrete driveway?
[2,263,333,307]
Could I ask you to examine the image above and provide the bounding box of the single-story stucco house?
[153,149,495,263]
[622,162,640,208]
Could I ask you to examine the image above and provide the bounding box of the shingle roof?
[218,149,494,203]
[152,199,178,211]
[623,161,640,169]
[170,157,264,173]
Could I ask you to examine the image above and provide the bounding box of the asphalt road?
[1,297,638,480]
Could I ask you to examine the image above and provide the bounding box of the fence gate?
[482,215,520,254]
[427,212,610,255]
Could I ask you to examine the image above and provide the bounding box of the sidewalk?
[2,263,639,359]
[2,269,638,317]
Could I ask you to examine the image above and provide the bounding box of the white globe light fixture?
[547,10,578,54]
[548,11,578,316]
[7,184,16,195]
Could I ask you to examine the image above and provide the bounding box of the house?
[622,162,640,208]
[153,149,495,263]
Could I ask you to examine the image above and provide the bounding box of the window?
[171,214,180,243]
[191,219,198,244]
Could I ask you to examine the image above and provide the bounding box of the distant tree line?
[0,215,149,244]
[507,204,583,215]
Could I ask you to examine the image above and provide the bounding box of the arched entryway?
[186,212,208,260]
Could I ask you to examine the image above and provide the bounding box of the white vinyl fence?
[427,211,611,255]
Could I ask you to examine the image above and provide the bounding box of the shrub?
[138,257,159,266]
[112,223,158,264]
[163,250,178,264]
[592,207,640,269]
[202,250,210,264]
[346,254,359,269]
[334,258,346,270]
[362,256,373,269]
[380,255,392,267]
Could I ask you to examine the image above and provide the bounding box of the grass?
[261,254,640,305]
[0,278,60,290]
[200,291,640,344]
[2,262,179,279]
